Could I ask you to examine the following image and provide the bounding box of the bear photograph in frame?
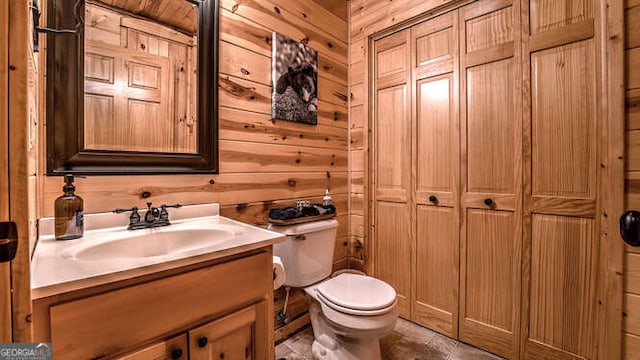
[272,32,318,125]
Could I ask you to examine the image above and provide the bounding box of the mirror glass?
[46,0,218,175]
[84,0,198,154]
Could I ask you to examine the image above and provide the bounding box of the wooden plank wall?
[35,0,347,335]
[624,0,640,357]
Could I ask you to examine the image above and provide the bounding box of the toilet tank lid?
[268,219,338,235]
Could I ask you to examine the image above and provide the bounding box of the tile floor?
[275,318,505,360]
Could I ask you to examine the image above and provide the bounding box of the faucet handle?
[162,204,182,209]
[130,208,141,224]
[159,204,181,221]
[113,207,140,226]
[113,206,138,214]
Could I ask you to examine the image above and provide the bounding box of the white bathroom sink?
[31,203,286,291]
[58,218,248,262]
[64,228,236,261]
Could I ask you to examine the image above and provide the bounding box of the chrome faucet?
[114,202,182,230]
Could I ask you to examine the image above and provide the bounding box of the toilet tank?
[269,219,338,287]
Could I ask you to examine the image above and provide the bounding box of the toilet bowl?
[269,220,398,360]
[305,273,398,360]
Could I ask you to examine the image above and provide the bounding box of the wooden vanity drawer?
[48,251,271,359]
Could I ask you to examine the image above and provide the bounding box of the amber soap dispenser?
[54,174,84,240]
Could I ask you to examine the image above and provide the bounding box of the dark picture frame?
[271,32,318,125]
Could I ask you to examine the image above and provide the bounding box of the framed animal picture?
[272,32,318,125]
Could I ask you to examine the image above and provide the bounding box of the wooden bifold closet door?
[369,0,622,358]
[372,29,413,319]
[410,11,460,338]
[520,0,605,358]
[458,1,522,358]
[372,10,461,333]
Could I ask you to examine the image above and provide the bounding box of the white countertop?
[31,203,285,297]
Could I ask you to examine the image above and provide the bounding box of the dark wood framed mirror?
[47,0,218,175]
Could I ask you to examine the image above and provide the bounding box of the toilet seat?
[312,294,400,334]
[316,291,397,316]
[314,274,397,316]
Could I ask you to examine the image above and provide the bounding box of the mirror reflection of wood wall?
[84,0,198,154]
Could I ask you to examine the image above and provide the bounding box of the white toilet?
[270,219,398,360]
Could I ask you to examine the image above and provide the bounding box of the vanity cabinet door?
[189,301,266,360]
[44,252,271,359]
[115,334,187,360]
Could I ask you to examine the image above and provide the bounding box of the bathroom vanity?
[30,204,284,359]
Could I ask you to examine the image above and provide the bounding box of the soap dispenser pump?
[323,188,333,207]
[54,174,84,240]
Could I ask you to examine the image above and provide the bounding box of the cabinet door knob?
[198,336,208,348]
[171,348,183,359]
[484,198,493,206]
[428,195,437,203]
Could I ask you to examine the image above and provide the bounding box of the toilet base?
[308,299,389,360]
[311,335,382,360]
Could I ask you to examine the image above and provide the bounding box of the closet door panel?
[465,58,516,196]
[465,210,516,331]
[531,40,596,200]
[464,3,514,53]
[529,0,594,34]
[375,84,411,203]
[459,0,521,358]
[416,29,452,64]
[415,206,457,336]
[414,14,456,77]
[415,74,455,206]
[375,201,412,318]
[529,214,596,358]
[374,30,411,204]
[377,44,407,78]
[461,209,518,355]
